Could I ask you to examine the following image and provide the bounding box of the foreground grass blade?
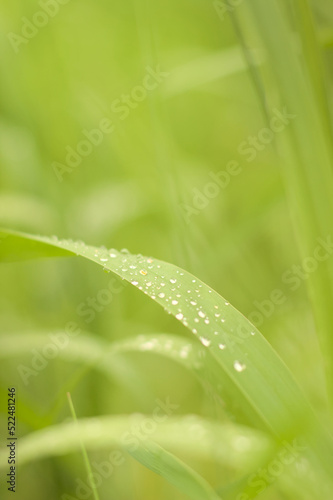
[0,228,317,439]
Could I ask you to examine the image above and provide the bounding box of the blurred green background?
[1,0,333,498]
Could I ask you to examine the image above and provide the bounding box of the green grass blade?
[67,393,100,500]
[0,228,317,438]
[129,442,222,500]
[164,46,263,98]
[0,413,271,473]
[0,331,212,406]
[241,0,333,407]
[2,228,333,488]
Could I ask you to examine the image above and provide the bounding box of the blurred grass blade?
[0,331,214,408]
[129,442,222,500]
[0,413,271,473]
[164,47,263,97]
[0,330,256,425]
[240,0,333,407]
[67,393,100,500]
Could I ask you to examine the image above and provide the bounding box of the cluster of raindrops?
[52,238,250,374]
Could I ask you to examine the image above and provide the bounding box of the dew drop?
[199,337,211,347]
[171,300,178,305]
[131,280,139,286]
[176,313,184,320]
[218,343,226,350]
[140,270,148,276]
[198,311,206,319]
[170,279,177,284]
[190,301,197,306]
[234,360,246,372]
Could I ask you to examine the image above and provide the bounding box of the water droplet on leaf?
[199,337,211,347]
[234,360,246,372]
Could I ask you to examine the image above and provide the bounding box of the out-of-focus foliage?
[1,0,333,498]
